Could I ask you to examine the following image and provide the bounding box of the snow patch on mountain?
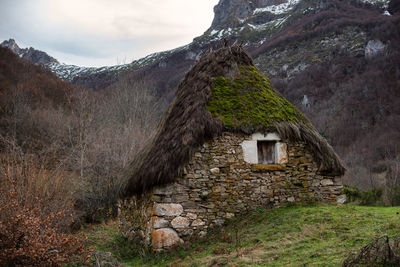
[47,62,130,82]
[248,18,287,31]
[47,43,192,82]
[254,0,301,15]
[359,0,390,8]
[210,29,219,36]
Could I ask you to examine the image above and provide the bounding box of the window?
[257,141,276,164]
[241,132,287,165]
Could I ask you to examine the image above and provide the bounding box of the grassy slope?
[84,204,400,266]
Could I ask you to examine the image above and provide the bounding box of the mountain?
[1,39,59,65]
[0,39,133,90]
[67,0,397,96]
[1,1,394,92]
[0,39,191,91]
[2,0,399,188]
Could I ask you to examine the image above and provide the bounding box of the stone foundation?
[119,132,344,250]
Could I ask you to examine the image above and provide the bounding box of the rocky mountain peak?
[211,0,255,28]
[0,38,59,65]
[210,0,303,29]
[209,0,391,32]
[1,39,21,54]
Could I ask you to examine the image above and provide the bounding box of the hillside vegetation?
[0,47,163,265]
[0,46,163,220]
[86,204,400,266]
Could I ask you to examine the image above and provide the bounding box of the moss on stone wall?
[208,65,307,131]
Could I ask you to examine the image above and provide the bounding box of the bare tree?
[68,80,164,221]
[385,153,400,206]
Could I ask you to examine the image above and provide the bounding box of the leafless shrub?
[343,235,400,266]
[383,155,400,206]
[0,136,90,266]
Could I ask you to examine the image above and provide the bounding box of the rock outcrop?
[365,39,387,58]
[0,39,58,65]
[211,0,254,28]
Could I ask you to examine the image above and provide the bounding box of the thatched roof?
[121,46,345,197]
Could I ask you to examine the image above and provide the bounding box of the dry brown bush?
[0,137,91,266]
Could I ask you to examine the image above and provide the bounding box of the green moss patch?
[207,65,307,131]
[251,164,286,172]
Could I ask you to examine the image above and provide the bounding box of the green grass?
[84,204,400,266]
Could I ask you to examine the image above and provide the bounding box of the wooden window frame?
[257,140,276,164]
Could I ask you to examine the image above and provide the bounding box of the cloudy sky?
[0,0,219,67]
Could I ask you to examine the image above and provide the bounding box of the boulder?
[210,167,220,174]
[186,213,197,220]
[192,219,206,227]
[151,217,169,229]
[365,40,386,58]
[337,194,347,204]
[151,228,183,250]
[321,179,334,186]
[153,203,183,217]
[171,216,190,229]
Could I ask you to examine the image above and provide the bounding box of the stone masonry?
[118,132,344,250]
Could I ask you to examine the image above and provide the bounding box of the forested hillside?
[0,46,163,265]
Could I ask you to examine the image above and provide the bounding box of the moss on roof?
[208,65,308,131]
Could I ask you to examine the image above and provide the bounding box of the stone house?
[118,46,346,251]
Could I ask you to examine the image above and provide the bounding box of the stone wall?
[118,132,344,250]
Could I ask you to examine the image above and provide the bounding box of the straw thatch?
[121,46,345,197]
